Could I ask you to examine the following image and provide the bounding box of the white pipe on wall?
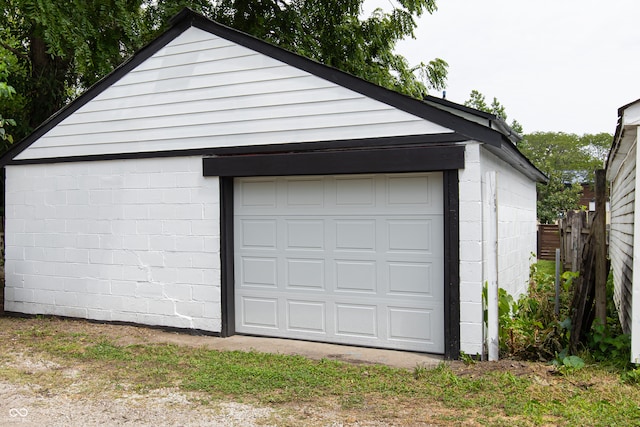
[484,171,500,361]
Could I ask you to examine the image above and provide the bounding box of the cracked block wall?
[3,156,221,332]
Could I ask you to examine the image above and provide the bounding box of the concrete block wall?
[458,143,484,355]
[4,156,221,331]
[480,148,537,299]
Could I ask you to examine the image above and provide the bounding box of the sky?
[368,0,640,135]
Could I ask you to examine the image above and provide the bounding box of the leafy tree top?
[464,89,523,135]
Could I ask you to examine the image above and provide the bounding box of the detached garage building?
[0,9,544,358]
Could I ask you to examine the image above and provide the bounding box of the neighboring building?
[0,9,545,359]
[607,98,640,363]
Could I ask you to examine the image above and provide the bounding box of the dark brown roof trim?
[3,134,466,166]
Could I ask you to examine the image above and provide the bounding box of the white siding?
[16,27,453,161]
[609,138,636,337]
[3,157,221,331]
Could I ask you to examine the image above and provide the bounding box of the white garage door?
[234,173,444,353]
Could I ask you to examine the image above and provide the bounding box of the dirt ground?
[0,317,554,426]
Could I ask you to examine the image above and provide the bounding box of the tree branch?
[0,41,28,62]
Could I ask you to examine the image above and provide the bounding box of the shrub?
[492,262,632,371]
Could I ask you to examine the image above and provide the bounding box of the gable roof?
[607,98,640,181]
[0,8,545,182]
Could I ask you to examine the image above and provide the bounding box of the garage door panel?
[335,177,376,206]
[235,173,444,354]
[388,307,438,343]
[240,257,278,288]
[286,258,325,290]
[335,220,376,250]
[335,260,377,293]
[336,304,378,337]
[286,178,324,207]
[240,296,279,329]
[286,220,324,249]
[240,219,277,248]
[287,300,326,333]
[386,174,442,212]
[239,179,277,208]
[388,262,433,296]
[387,219,434,252]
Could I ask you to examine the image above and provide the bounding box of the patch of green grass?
[535,259,557,277]
[2,318,640,425]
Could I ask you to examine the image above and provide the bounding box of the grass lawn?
[1,316,639,426]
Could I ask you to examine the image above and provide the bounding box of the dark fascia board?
[0,8,511,167]
[423,95,547,182]
[4,133,467,166]
[423,95,523,144]
[485,141,548,183]
[424,95,496,120]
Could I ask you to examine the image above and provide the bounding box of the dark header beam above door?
[203,145,465,177]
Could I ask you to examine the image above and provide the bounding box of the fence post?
[594,170,607,325]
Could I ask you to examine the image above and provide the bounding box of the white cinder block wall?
[4,156,221,331]
[480,148,537,299]
[458,143,484,355]
[458,144,538,356]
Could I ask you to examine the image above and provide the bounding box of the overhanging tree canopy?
[0,0,448,143]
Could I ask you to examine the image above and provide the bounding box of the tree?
[464,91,612,223]
[519,132,612,224]
[0,0,146,138]
[145,0,448,97]
[1,0,448,144]
[0,56,17,151]
[464,89,522,134]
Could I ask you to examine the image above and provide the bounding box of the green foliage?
[1,0,146,138]
[461,90,612,224]
[519,131,612,223]
[621,367,640,384]
[588,320,630,368]
[0,58,17,148]
[585,273,631,369]
[495,262,576,360]
[464,90,522,134]
[551,352,585,375]
[459,351,476,365]
[498,262,633,377]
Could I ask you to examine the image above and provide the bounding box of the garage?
[233,173,444,353]
[1,9,545,359]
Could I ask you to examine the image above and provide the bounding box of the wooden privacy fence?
[537,224,561,261]
[537,210,594,271]
[560,210,593,272]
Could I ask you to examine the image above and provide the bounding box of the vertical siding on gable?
[16,27,453,161]
[609,140,636,335]
[3,157,221,332]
